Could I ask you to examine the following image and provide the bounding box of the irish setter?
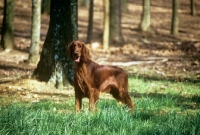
[67,40,134,112]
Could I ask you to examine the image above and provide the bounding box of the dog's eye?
[78,44,82,48]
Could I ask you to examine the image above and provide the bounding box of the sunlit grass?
[0,75,200,135]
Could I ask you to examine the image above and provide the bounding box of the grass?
[0,76,200,135]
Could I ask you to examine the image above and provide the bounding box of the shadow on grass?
[129,73,200,84]
[129,73,200,112]
[130,91,200,111]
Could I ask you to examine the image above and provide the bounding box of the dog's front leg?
[75,92,82,112]
[89,88,95,111]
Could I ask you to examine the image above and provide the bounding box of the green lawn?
[0,76,200,135]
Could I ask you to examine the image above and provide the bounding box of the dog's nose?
[75,52,78,55]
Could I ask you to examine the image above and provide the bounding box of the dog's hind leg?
[120,91,134,110]
[110,88,134,111]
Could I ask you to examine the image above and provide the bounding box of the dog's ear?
[81,42,91,61]
[67,41,74,59]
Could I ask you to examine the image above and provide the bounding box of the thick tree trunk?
[109,0,124,46]
[171,0,179,36]
[27,0,41,64]
[103,0,110,50]
[86,0,93,44]
[33,0,78,89]
[140,0,151,32]
[0,0,15,52]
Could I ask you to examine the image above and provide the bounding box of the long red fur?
[67,40,134,112]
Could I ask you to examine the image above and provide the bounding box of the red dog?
[67,40,134,112]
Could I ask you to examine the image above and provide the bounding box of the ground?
[0,0,200,103]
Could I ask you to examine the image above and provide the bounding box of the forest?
[0,0,200,134]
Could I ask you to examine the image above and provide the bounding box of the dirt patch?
[0,78,74,104]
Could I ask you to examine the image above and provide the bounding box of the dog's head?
[67,40,91,63]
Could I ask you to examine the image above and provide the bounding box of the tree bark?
[190,0,195,16]
[33,0,78,89]
[109,0,124,46]
[41,0,50,15]
[27,0,41,64]
[0,0,15,52]
[140,0,151,32]
[86,0,93,44]
[122,0,128,13]
[103,0,110,50]
[171,0,179,36]
[78,0,89,7]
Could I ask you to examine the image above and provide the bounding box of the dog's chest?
[75,69,91,94]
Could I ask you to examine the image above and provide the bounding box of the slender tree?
[140,0,151,32]
[171,0,179,36]
[109,0,124,46]
[0,0,15,52]
[78,0,89,7]
[86,0,93,44]
[41,0,50,15]
[103,0,110,50]
[190,0,195,16]
[27,0,41,64]
[122,0,128,13]
[33,0,78,89]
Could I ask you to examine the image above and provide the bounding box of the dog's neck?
[75,60,88,75]
[74,60,90,93]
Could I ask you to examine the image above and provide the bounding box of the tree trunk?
[190,0,195,16]
[78,0,89,7]
[41,0,50,15]
[0,0,15,52]
[109,0,124,46]
[103,0,110,50]
[86,0,93,44]
[27,0,41,64]
[32,0,78,89]
[171,0,179,36]
[122,0,128,13]
[140,0,151,32]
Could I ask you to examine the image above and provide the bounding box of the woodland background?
[0,1,200,134]
[0,0,199,102]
